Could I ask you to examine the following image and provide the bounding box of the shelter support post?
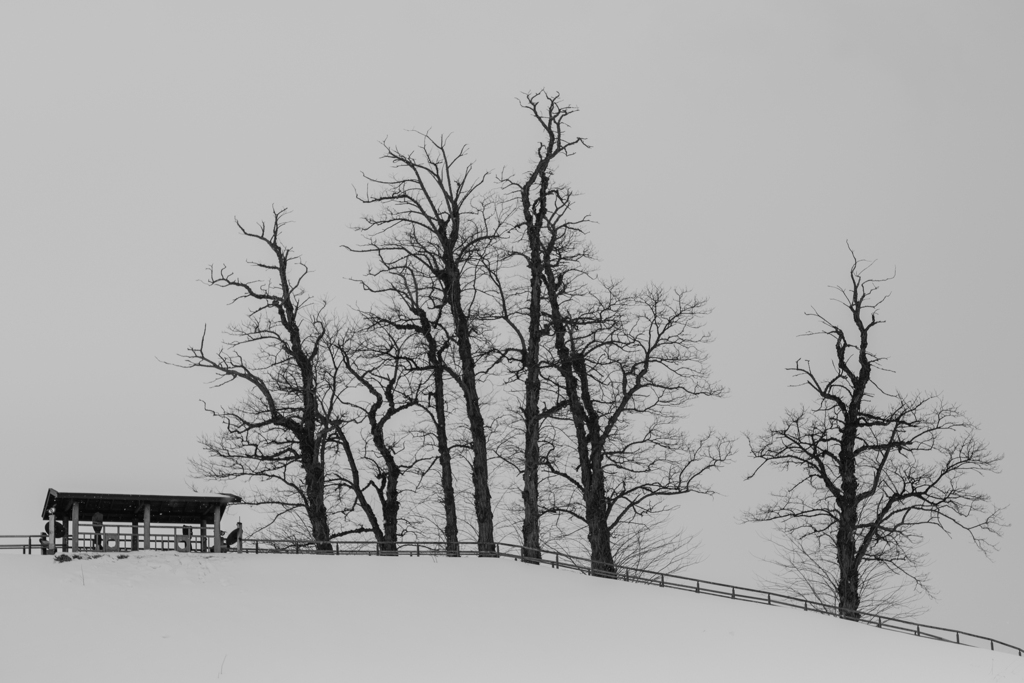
[236,522,243,553]
[143,504,151,550]
[71,502,79,552]
[48,512,56,555]
[132,521,139,551]
[201,522,207,552]
[62,516,69,552]
[213,506,221,553]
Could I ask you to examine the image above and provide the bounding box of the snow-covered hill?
[1,552,1020,682]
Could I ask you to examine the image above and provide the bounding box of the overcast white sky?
[2,1,1021,647]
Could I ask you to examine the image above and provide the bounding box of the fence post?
[767,593,772,606]
[661,575,665,588]
[28,536,32,555]
[695,580,700,594]
[72,502,80,552]
[255,540,259,555]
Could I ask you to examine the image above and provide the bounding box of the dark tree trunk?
[304,460,332,552]
[835,309,873,619]
[445,262,496,556]
[583,462,615,576]
[369,422,402,554]
[293,276,331,553]
[520,221,543,562]
[428,346,460,556]
[836,387,866,617]
[381,460,401,554]
[836,498,860,620]
[521,392,542,561]
[338,430,386,545]
[416,315,460,555]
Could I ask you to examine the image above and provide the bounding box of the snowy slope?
[0,552,1020,682]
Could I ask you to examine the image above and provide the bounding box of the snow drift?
[0,552,1020,682]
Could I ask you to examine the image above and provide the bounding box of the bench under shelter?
[41,489,243,554]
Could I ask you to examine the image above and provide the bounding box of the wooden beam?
[143,504,151,550]
[213,505,221,553]
[71,502,79,553]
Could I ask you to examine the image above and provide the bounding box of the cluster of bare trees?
[181,92,732,573]
[179,96,1003,611]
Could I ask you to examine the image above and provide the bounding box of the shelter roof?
[42,489,242,524]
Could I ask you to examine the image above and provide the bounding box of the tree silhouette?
[746,249,1004,619]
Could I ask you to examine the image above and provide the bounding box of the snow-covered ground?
[0,552,1020,682]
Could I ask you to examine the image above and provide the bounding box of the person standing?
[91,511,103,550]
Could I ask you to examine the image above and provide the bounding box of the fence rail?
[4,533,1020,657]
[1,525,227,554]
[236,538,1024,657]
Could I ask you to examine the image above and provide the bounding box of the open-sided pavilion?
[41,489,243,554]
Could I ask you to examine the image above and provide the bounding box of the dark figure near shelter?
[91,512,103,550]
[41,521,65,540]
[217,523,242,552]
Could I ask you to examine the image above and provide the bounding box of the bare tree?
[745,250,1004,620]
[496,90,587,562]
[355,135,507,555]
[356,271,463,555]
[543,280,733,575]
[331,321,431,553]
[179,209,344,550]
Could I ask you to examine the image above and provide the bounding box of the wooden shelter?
[41,489,242,554]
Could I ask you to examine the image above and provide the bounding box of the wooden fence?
[4,533,1020,657]
[237,538,1023,657]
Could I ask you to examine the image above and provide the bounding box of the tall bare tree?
[497,91,587,562]
[745,250,1004,620]
[355,135,507,555]
[180,209,342,550]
